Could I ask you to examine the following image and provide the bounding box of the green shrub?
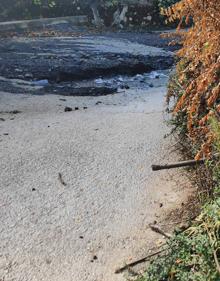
[137,197,220,281]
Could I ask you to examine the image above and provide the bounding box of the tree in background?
[32,0,112,26]
[0,0,180,27]
[157,0,179,9]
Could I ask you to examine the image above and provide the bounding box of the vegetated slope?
[137,1,220,280]
[165,0,220,160]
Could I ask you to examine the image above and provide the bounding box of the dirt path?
[0,82,193,281]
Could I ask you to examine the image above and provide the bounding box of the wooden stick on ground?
[152,158,205,171]
[115,249,165,274]
[149,224,172,239]
[58,173,67,186]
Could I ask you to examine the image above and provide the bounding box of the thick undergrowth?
[136,1,220,280]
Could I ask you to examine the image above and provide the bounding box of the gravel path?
[0,84,192,281]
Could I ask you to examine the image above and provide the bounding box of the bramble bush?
[164,0,220,160]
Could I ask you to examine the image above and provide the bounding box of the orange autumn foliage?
[163,0,220,159]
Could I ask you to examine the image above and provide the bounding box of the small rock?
[3,133,9,136]
[95,101,102,105]
[95,78,104,84]
[25,73,33,79]
[10,110,21,114]
[149,71,160,79]
[32,79,49,86]
[149,83,154,88]
[90,254,98,262]
[59,98,66,101]
[121,85,130,89]
[79,236,84,239]
[32,188,36,192]
[159,203,163,208]
[83,107,88,110]
[64,107,73,112]
[74,107,79,111]
[135,74,144,80]
[0,118,5,122]
[45,259,52,265]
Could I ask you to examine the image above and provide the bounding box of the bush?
[157,0,180,9]
[135,2,220,280]
[138,197,220,281]
[164,0,220,160]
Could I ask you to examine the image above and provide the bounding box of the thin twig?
[58,173,67,186]
[115,249,166,274]
[214,250,220,275]
[204,223,220,275]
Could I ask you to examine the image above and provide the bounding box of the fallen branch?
[152,158,205,171]
[149,224,172,239]
[115,249,166,274]
[152,153,220,171]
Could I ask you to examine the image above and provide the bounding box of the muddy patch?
[0,33,174,96]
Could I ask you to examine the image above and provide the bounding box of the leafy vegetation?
[137,118,220,281]
[135,1,220,280]
[163,0,220,160]
[138,197,220,281]
[157,0,180,9]
[0,0,179,27]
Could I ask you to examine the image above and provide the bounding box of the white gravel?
[0,86,192,281]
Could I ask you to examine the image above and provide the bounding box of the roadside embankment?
[136,1,220,280]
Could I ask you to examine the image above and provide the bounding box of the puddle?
[0,69,170,97]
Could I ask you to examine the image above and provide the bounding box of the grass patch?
[137,197,220,281]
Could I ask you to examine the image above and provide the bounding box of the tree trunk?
[112,5,128,28]
[90,2,104,27]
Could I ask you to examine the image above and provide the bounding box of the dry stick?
[58,173,67,186]
[205,224,220,275]
[152,158,205,171]
[214,250,220,275]
[115,249,166,274]
[152,153,220,171]
[149,224,172,239]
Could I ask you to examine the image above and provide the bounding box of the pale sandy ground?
[0,85,193,281]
